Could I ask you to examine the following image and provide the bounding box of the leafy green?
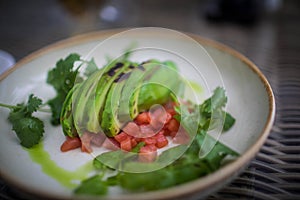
[116,131,238,192]
[131,141,145,153]
[83,58,98,77]
[222,111,236,132]
[74,87,238,194]
[200,87,227,116]
[74,175,108,196]
[7,95,44,148]
[194,87,235,132]
[46,53,82,125]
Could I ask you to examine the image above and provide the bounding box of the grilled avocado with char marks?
[60,59,183,138]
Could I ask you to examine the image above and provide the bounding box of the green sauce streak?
[26,143,94,189]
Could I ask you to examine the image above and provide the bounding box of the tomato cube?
[120,138,132,151]
[60,137,81,152]
[114,132,128,143]
[102,138,120,150]
[155,134,168,148]
[135,112,150,125]
[167,118,180,132]
[139,145,158,162]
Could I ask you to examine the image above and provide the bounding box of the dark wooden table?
[1,0,299,199]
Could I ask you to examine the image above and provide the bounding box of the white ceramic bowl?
[0,28,275,200]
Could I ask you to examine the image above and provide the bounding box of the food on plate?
[0,51,238,196]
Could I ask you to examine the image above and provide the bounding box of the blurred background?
[0,0,300,199]
[0,0,288,62]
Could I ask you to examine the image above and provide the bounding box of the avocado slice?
[100,79,126,137]
[101,61,159,137]
[102,60,183,137]
[60,84,80,137]
[72,68,104,135]
[67,59,184,138]
[85,61,137,134]
[137,61,183,111]
[117,61,160,126]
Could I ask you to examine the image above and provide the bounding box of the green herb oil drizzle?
[26,143,94,189]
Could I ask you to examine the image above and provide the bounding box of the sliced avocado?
[69,59,184,138]
[117,61,160,126]
[100,80,126,137]
[138,61,183,111]
[86,61,136,134]
[60,84,80,137]
[72,69,104,135]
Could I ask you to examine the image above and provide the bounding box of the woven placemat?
[208,10,300,200]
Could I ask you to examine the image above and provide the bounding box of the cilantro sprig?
[0,53,97,148]
[0,95,44,148]
[46,53,99,125]
[46,53,82,125]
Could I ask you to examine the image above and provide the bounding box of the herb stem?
[37,108,52,113]
[0,102,18,109]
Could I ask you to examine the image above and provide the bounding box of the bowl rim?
[0,28,275,200]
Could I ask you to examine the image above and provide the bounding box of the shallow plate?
[0,28,275,200]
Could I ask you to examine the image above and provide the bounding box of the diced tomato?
[81,143,92,153]
[162,128,171,136]
[155,134,168,148]
[114,132,129,143]
[166,118,180,132]
[80,132,94,153]
[149,106,167,129]
[122,122,141,137]
[166,108,177,116]
[164,101,177,109]
[131,138,138,147]
[120,137,132,151]
[91,133,106,146]
[135,112,150,125]
[102,138,120,150]
[169,131,177,138]
[173,128,190,144]
[139,145,158,162]
[134,137,143,142]
[142,137,157,145]
[60,137,81,152]
[140,124,156,137]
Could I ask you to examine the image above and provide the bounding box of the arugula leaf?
[197,87,235,132]
[7,95,44,148]
[46,53,82,125]
[223,111,235,132]
[200,87,227,116]
[74,175,108,196]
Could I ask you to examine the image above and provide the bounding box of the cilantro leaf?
[26,94,43,114]
[47,53,81,93]
[47,93,65,125]
[46,53,82,125]
[7,95,44,148]
[84,58,98,77]
[11,117,44,148]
